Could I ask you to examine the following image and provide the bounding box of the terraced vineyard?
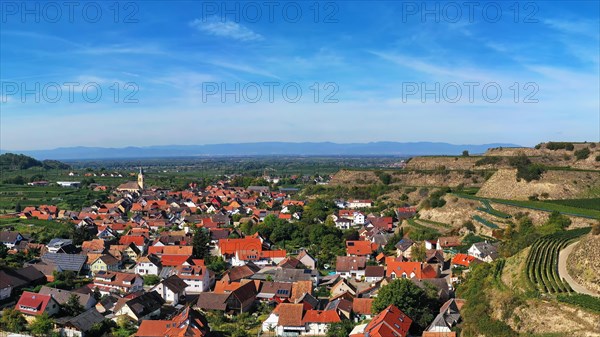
[525,228,591,293]
[472,215,500,229]
[477,200,512,219]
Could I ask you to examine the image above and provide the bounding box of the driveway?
[558,241,600,297]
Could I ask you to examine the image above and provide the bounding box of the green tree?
[462,150,470,156]
[63,293,84,316]
[112,316,137,337]
[29,313,55,336]
[93,287,102,301]
[326,320,356,337]
[143,275,160,286]
[0,308,27,333]
[372,278,437,331]
[411,242,426,262]
[192,227,211,259]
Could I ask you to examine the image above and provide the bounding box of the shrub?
[143,275,160,286]
[509,155,545,181]
[475,156,502,166]
[546,142,574,151]
[574,147,591,160]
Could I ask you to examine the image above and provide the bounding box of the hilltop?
[0,153,71,171]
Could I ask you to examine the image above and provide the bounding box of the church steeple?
[137,167,145,190]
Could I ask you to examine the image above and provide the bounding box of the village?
[0,167,502,337]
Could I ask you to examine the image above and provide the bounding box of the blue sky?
[1,0,599,150]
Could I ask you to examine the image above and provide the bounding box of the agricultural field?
[0,184,109,212]
[544,198,600,211]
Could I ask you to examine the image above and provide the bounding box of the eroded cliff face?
[476,168,600,200]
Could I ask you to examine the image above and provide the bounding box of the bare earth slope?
[567,235,600,294]
[476,168,600,200]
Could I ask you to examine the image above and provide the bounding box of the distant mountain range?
[2,142,523,160]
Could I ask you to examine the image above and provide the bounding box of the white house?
[335,256,367,280]
[353,212,366,225]
[0,231,23,249]
[173,265,211,293]
[303,310,341,335]
[150,275,187,305]
[347,200,372,209]
[135,255,162,276]
[467,241,499,262]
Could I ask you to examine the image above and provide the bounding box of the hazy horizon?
[1,1,599,150]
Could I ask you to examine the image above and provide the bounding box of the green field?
[0,184,108,211]
[455,194,600,219]
[0,218,74,243]
[544,198,600,211]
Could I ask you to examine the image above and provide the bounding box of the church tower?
[137,167,145,190]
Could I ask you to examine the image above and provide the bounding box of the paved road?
[558,241,600,297]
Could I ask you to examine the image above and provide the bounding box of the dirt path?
[558,241,600,297]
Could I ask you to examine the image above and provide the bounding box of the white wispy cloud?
[189,17,263,41]
[543,19,600,39]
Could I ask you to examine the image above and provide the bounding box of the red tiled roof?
[219,238,262,256]
[364,305,412,337]
[161,255,192,266]
[352,298,373,315]
[302,310,341,323]
[346,241,377,256]
[452,254,478,267]
[16,291,52,316]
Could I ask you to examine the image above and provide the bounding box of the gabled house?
[150,275,187,305]
[46,238,75,253]
[256,281,292,302]
[135,307,210,337]
[451,254,480,268]
[352,305,412,337]
[303,310,341,335]
[15,291,60,317]
[54,308,105,337]
[90,254,121,274]
[468,241,499,262]
[81,239,106,254]
[172,265,211,293]
[0,231,24,248]
[395,239,415,259]
[41,253,87,274]
[346,241,377,257]
[364,266,385,283]
[335,256,367,279]
[426,298,465,334]
[108,243,141,262]
[263,303,304,336]
[330,278,357,298]
[38,286,96,310]
[352,298,374,320]
[135,254,162,276]
[113,291,164,323]
[0,266,46,300]
[119,235,149,254]
[92,271,143,295]
[196,280,257,314]
[297,250,317,270]
[385,258,439,280]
